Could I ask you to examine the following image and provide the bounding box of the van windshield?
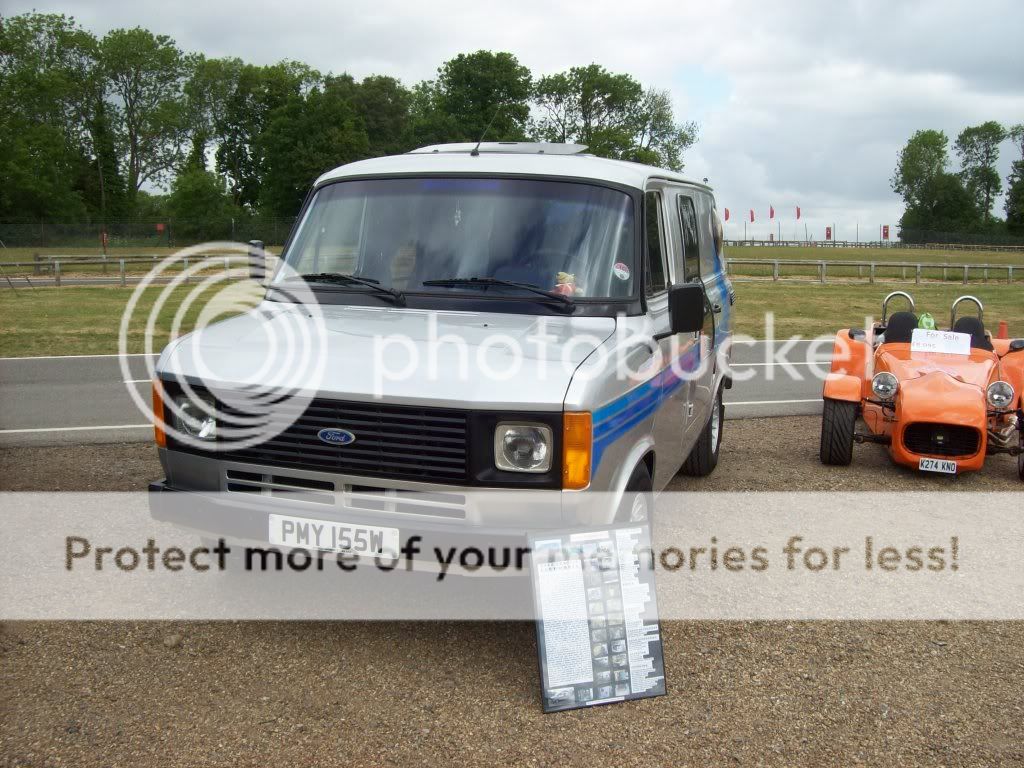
[276,178,637,300]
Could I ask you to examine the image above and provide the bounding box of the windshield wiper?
[283,272,406,306]
[421,277,575,311]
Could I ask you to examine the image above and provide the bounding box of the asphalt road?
[0,341,829,447]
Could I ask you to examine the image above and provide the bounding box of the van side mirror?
[248,239,266,282]
[668,283,706,335]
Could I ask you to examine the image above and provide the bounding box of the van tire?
[617,462,654,524]
[681,388,723,477]
[819,398,857,466]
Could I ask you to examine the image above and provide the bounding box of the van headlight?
[494,423,552,472]
[987,381,1015,410]
[171,394,218,441]
[871,372,899,401]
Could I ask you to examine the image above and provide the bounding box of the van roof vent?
[409,142,589,156]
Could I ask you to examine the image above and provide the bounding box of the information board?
[529,524,667,712]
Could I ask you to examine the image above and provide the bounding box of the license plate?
[268,513,399,556]
[919,458,957,474]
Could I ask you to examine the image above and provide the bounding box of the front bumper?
[148,478,538,572]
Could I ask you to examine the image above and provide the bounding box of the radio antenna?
[470,105,503,156]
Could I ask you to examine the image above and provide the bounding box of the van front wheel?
[617,462,654,523]
[682,388,723,477]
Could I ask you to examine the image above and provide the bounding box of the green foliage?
[0,13,97,220]
[350,75,412,157]
[411,51,532,145]
[954,121,1006,222]
[898,172,980,239]
[257,81,370,217]
[214,61,320,207]
[1005,162,1024,234]
[1,14,700,233]
[891,129,949,209]
[532,66,695,170]
[166,168,241,240]
[99,27,189,196]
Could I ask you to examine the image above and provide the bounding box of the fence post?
[915,265,921,285]
[819,261,826,284]
[1010,266,1014,284]
[942,266,947,281]
[119,258,126,287]
[54,260,61,287]
[869,263,875,284]
[963,265,968,285]
[772,261,779,281]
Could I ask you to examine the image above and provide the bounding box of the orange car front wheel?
[820,398,857,466]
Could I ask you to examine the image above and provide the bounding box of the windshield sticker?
[612,262,630,281]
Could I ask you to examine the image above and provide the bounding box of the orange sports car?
[820,292,1024,479]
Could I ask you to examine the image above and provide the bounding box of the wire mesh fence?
[0,217,297,249]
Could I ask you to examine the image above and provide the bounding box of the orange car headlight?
[562,412,592,490]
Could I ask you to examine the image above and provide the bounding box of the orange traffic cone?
[997,320,1009,339]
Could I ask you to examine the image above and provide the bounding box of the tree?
[954,121,1006,224]
[166,168,241,240]
[532,65,696,170]
[1004,124,1024,233]
[183,55,244,172]
[351,75,412,157]
[0,13,98,220]
[410,51,532,145]
[257,81,370,217]
[628,88,698,170]
[891,129,949,210]
[898,172,979,239]
[99,27,189,200]
[214,61,320,207]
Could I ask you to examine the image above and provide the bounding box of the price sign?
[910,329,971,356]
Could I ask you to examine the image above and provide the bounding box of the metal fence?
[3,253,1021,289]
[0,217,297,249]
[725,239,1024,253]
[726,258,1022,285]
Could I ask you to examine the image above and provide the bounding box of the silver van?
[149,142,733,565]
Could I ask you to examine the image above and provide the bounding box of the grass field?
[2,280,1022,357]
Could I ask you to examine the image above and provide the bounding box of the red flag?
[796,206,801,220]
[724,207,730,221]
[769,205,775,220]
[749,209,755,223]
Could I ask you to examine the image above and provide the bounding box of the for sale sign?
[910,329,971,356]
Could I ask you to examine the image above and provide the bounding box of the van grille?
[210,397,470,483]
[902,423,980,458]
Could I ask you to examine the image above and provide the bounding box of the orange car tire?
[820,397,857,466]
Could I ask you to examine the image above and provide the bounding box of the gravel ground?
[2,417,1023,767]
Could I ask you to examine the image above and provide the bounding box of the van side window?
[644,191,668,295]
[696,192,720,277]
[677,195,701,281]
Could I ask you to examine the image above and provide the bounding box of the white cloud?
[19,0,1024,237]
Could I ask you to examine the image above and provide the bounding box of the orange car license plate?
[919,458,957,474]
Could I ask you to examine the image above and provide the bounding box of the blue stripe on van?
[590,343,701,473]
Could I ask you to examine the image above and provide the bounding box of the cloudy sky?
[23,0,1024,239]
